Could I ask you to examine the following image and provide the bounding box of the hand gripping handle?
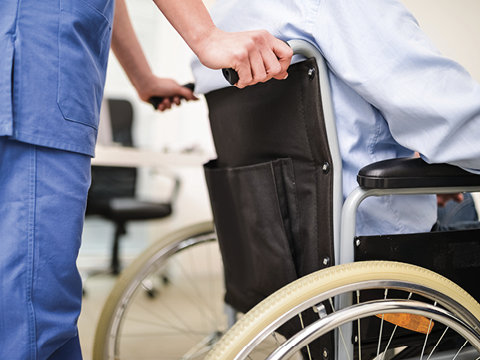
[148,83,195,110]
[222,40,291,86]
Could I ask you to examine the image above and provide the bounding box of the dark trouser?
[434,192,479,231]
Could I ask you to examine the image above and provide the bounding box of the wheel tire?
[207,261,480,360]
[93,221,224,360]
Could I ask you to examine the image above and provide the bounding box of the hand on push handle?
[145,81,196,111]
[136,77,196,111]
[195,28,293,88]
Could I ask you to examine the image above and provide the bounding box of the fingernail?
[283,73,289,80]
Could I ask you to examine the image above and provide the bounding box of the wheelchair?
[93,40,480,360]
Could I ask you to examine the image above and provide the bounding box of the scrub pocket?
[204,158,300,313]
[57,0,112,129]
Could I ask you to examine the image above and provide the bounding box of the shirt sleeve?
[313,0,480,172]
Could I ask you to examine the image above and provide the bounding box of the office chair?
[85,99,180,277]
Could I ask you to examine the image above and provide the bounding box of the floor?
[76,252,226,360]
[76,217,223,360]
[78,274,117,360]
[77,217,150,360]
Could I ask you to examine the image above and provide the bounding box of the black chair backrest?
[204,58,335,312]
[86,99,137,216]
[108,99,134,147]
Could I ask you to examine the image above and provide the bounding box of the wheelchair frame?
[93,40,480,360]
[205,40,480,360]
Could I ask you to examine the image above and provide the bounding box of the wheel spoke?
[356,290,362,360]
[98,258,480,360]
[298,312,313,360]
[181,332,222,360]
[381,293,412,360]
[426,326,449,360]
[419,302,436,360]
[205,263,480,360]
[170,256,220,329]
[272,332,281,346]
[92,224,226,360]
[132,294,200,339]
[376,289,388,358]
[329,297,352,360]
[452,340,469,360]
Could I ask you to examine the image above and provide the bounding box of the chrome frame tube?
[288,40,343,267]
[340,185,480,265]
[338,185,480,360]
[230,279,480,360]
[268,39,480,360]
[267,299,480,360]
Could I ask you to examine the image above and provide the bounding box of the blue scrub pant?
[0,137,90,359]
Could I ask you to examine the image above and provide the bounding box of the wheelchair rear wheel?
[206,261,480,360]
[93,221,227,360]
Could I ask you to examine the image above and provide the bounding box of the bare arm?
[111,0,196,110]
[152,0,293,88]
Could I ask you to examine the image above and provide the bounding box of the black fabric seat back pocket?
[204,158,299,313]
[204,58,336,316]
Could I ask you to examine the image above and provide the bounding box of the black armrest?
[357,157,480,189]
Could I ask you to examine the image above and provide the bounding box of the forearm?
[151,0,292,87]
[111,0,154,91]
[151,0,215,57]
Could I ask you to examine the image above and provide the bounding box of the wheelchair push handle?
[147,83,195,110]
[222,68,239,86]
[222,40,291,86]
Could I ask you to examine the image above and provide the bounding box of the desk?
[92,145,212,168]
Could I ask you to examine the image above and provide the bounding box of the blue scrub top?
[0,0,115,157]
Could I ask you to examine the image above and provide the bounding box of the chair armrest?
[357,157,480,189]
[149,169,182,204]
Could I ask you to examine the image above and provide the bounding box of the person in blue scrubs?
[0,0,292,358]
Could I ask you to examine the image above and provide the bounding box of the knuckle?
[257,29,270,40]
[252,30,269,45]
[233,48,249,62]
[240,75,253,86]
[245,39,256,53]
[269,63,282,74]
[259,71,269,80]
[254,75,268,83]
[285,47,294,58]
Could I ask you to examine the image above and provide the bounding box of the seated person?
[435,192,480,231]
[191,0,480,236]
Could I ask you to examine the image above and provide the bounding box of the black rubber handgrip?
[148,83,195,110]
[222,68,239,86]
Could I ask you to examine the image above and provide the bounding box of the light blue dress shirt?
[191,0,480,236]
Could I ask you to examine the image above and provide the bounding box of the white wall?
[400,0,480,82]
[104,0,215,154]
[81,0,480,266]
[399,0,480,212]
[81,0,217,267]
